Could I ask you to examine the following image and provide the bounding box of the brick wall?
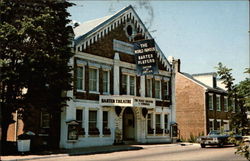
[176,73,206,140]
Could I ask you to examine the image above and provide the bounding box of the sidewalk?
[1,143,194,161]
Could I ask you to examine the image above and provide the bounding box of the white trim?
[89,67,99,93]
[76,65,85,91]
[102,70,110,94]
[216,95,221,111]
[224,96,228,112]
[208,93,213,110]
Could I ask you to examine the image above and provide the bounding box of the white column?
[84,107,89,137]
[152,112,156,136]
[98,107,103,136]
[161,113,164,135]
[140,76,145,97]
[114,52,120,95]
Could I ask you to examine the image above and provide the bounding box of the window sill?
[89,91,100,94]
[77,90,86,93]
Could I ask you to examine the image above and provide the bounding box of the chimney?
[173,59,181,73]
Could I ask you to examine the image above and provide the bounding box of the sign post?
[133,39,158,75]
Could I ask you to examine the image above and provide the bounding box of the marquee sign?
[134,39,158,75]
[99,95,155,108]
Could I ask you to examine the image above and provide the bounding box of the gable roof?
[181,72,226,94]
[73,5,171,71]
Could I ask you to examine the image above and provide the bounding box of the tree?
[216,63,249,160]
[0,0,74,150]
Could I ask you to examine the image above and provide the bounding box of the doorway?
[123,107,135,140]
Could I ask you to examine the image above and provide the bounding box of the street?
[15,144,247,161]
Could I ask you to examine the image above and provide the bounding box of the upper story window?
[224,97,228,112]
[232,98,236,112]
[155,80,161,99]
[208,94,213,110]
[121,74,136,95]
[163,81,169,99]
[89,68,99,92]
[216,95,221,111]
[146,78,152,97]
[103,70,110,94]
[129,76,135,95]
[77,66,84,91]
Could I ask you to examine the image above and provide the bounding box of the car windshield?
[209,130,221,135]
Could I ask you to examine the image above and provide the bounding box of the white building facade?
[60,5,177,149]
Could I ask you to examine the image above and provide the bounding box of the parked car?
[199,130,242,148]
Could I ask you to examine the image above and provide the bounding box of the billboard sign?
[134,39,158,75]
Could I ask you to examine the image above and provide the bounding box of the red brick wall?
[176,73,206,140]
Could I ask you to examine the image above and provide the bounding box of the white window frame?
[89,67,99,93]
[102,70,110,94]
[163,80,169,99]
[208,94,213,110]
[155,79,162,99]
[216,95,221,111]
[89,110,97,129]
[224,96,228,112]
[76,65,85,92]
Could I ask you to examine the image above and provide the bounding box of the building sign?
[100,95,155,108]
[134,39,158,75]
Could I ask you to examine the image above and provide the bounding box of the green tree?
[0,0,74,149]
[216,63,249,160]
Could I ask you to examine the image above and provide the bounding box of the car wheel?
[218,142,224,148]
[200,144,206,148]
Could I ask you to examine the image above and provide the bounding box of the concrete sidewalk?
[1,143,194,161]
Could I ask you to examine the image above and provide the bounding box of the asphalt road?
[35,144,247,161]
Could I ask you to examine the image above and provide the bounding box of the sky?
[68,1,249,84]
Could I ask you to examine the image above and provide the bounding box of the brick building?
[60,5,177,149]
[174,60,235,140]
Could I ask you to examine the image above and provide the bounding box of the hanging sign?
[134,39,158,75]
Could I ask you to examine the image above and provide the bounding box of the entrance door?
[123,107,135,140]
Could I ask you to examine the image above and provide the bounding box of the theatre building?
[60,5,177,149]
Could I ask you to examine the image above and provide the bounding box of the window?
[89,111,97,129]
[103,70,109,94]
[77,66,84,90]
[164,115,169,133]
[129,76,135,95]
[146,78,152,97]
[216,120,221,131]
[121,74,127,95]
[156,114,161,129]
[209,119,214,132]
[155,80,161,99]
[208,94,213,110]
[216,95,221,111]
[163,81,169,99]
[76,109,83,127]
[89,68,98,92]
[223,120,230,131]
[40,111,50,128]
[121,74,136,95]
[103,111,108,129]
[224,97,228,112]
[147,114,153,134]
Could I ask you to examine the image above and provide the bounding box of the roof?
[181,72,226,94]
[73,5,171,70]
[192,72,217,77]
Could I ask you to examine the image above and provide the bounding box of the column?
[84,107,89,137]
[161,113,164,135]
[113,52,120,95]
[140,76,145,97]
[152,112,156,136]
[98,107,103,137]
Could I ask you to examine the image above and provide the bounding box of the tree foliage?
[216,63,249,160]
[0,0,74,144]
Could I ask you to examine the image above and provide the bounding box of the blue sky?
[68,1,249,83]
